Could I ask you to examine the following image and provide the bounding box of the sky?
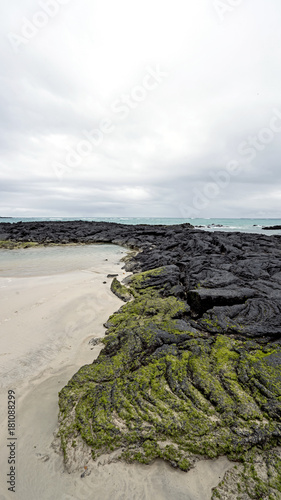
[1,0,281,218]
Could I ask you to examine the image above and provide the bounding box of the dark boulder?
[187,287,257,316]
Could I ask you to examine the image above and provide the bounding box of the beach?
[0,243,235,500]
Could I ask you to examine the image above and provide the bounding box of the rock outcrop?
[263,225,281,230]
[1,220,281,497]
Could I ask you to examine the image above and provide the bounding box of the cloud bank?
[1,0,281,217]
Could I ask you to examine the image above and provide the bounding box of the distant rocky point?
[195,223,225,229]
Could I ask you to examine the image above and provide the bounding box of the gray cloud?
[1,0,281,217]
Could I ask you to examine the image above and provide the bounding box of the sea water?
[1,217,281,235]
[0,243,126,278]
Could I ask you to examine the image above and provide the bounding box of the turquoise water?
[0,244,126,277]
[1,217,281,235]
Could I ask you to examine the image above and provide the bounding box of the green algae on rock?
[110,277,133,302]
[58,267,281,473]
[212,447,281,499]
[128,265,184,299]
[0,240,39,249]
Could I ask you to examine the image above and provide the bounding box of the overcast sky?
[1,0,281,218]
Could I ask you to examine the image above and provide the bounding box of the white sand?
[0,245,235,500]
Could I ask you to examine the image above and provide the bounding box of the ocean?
[1,217,281,236]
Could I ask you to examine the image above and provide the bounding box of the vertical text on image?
[7,390,17,493]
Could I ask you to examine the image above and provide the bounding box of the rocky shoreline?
[263,225,281,230]
[1,220,281,498]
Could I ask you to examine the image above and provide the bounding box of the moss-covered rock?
[110,277,133,302]
[0,240,39,249]
[128,265,184,298]
[212,447,281,499]
[58,268,281,474]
